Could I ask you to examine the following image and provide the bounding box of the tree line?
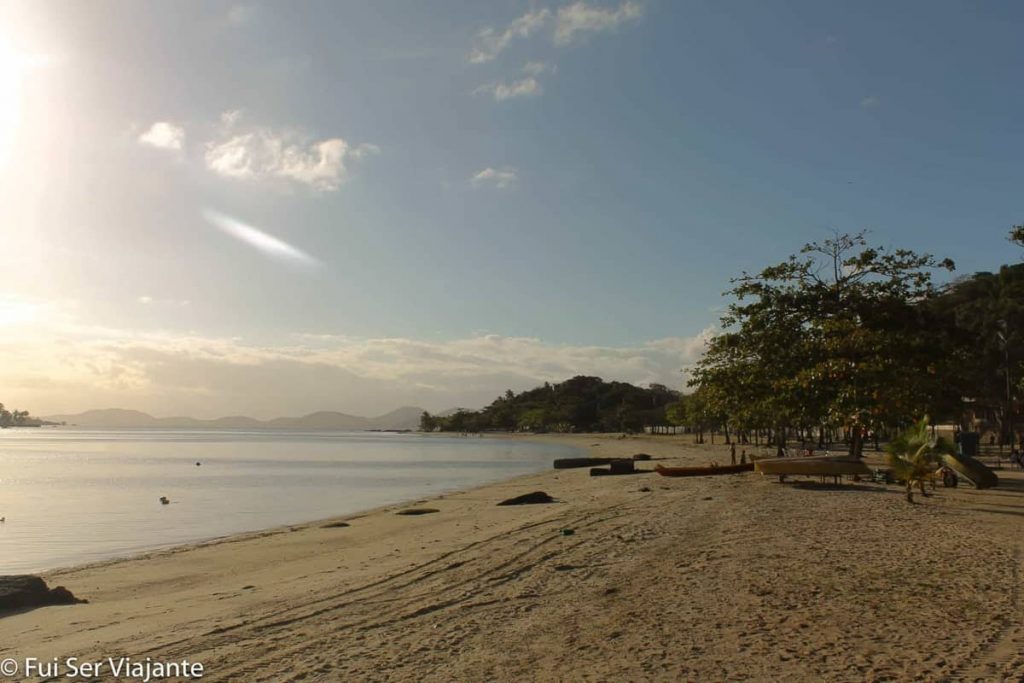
[420,376,680,433]
[0,403,38,428]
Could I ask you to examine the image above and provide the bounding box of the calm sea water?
[0,429,580,573]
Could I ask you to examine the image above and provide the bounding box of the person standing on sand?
[730,443,736,465]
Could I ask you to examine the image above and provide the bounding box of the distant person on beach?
[730,443,736,465]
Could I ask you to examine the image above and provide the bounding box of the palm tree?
[886,417,956,503]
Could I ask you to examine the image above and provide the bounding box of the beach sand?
[2,434,1023,682]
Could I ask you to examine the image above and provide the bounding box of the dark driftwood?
[555,453,654,470]
[553,457,617,469]
[610,459,635,474]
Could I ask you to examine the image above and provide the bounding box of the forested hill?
[420,376,680,433]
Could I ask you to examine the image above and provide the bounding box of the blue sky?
[0,0,1022,416]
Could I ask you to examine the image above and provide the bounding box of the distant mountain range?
[41,406,431,431]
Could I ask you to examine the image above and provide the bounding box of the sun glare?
[0,34,52,169]
[0,298,39,327]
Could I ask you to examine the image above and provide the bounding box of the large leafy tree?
[930,262,1024,442]
[693,232,956,456]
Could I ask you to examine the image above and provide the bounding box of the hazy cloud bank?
[0,305,711,418]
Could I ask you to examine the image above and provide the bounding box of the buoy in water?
[195,462,201,466]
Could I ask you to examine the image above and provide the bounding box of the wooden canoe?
[655,462,754,477]
[754,456,871,477]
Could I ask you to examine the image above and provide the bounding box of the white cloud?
[348,142,381,161]
[554,1,643,45]
[137,296,153,305]
[522,61,554,76]
[475,77,542,101]
[860,95,880,109]
[0,299,713,417]
[220,109,244,128]
[138,122,185,151]
[471,166,518,189]
[475,61,555,101]
[469,8,551,63]
[469,2,642,61]
[204,120,376,191]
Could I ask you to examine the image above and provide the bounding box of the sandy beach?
[2,433,1023,682]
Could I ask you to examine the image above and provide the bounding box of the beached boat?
[941,453,998,489]
[654,462,754,477]
[754,455,871,477]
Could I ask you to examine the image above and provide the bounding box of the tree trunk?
[850,424,865,459]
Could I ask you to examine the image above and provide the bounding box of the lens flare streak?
[202,209,319,267]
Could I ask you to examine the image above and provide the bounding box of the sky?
[0,0,1022,418]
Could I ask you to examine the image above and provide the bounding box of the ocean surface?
[0,428,580,573]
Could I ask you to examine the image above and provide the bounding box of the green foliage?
[664,389,724,442]
[0,403,35,428]
[423,376,681,433]
[691,232,956,454]
[885,418,956,502]
[1009,224,1024,248]
[929,263,1024,440]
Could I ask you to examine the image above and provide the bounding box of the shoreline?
[3,433,1024,681]
[2,431,582,577]
[39,430,700,581]
[40,435,586,580]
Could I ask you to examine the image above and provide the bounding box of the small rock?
[396,508,440,516]
[561,528,575,536]
[497,491,555,506]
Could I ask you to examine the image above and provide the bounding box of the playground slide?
[941,453,999,489]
